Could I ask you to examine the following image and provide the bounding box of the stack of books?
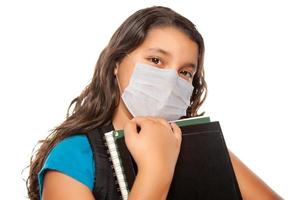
[104,116,242,200]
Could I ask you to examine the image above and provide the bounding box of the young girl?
[26,6,282,200]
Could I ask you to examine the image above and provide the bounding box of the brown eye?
[150,57,161,65]
[180,70,193,79]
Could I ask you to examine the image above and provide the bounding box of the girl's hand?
[124,116,182,199]
[124,117,182,200]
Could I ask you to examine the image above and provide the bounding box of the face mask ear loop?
[115,54,134,95]
[115,67,124,96]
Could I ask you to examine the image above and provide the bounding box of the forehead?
[136,27,198,63]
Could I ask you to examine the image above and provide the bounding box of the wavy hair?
[26,5,207,199]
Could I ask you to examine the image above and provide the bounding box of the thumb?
[170,122,182,144]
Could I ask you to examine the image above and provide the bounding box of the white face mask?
[116,62,194,121]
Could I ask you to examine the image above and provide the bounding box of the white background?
[0,0,299,199]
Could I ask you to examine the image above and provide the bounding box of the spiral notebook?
[104,116,242,200]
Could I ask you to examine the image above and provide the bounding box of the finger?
[144,116,159,123]
[170,122,182,142]
[133,116,156,128]
[124,119,139,143]
[159,119,173,130]
[147,116,171,130]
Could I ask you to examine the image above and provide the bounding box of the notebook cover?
[113,116,211,140]
[112,115,211,190]
[115,121,242,199]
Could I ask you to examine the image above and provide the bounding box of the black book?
[104,116,243,200]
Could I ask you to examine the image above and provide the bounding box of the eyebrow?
[147,47,197,70]
[147,47,171,56]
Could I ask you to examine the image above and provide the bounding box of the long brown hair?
[26,5,207,199]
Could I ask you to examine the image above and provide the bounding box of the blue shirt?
[38,135,95,199]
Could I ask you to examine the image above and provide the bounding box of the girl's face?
[115,26,199,93]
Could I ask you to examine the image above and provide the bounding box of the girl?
[26,6,282,200]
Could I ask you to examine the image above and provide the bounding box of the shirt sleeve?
[38,134,95,198]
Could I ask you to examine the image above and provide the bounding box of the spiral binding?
[104,131,129,200]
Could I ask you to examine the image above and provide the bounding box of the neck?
[112,99,133,130]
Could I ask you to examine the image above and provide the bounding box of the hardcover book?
[104,116,242,200]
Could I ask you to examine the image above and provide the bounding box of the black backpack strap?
[86,122,121,200]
